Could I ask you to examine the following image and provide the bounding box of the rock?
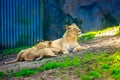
[43,0,120,39]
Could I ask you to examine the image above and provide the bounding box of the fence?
[0,0,43,50]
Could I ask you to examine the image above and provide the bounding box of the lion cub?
[51,23,82,54]
[4,41,57,64]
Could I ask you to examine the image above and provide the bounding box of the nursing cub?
[51,23,82,54]
[4,41,57,64]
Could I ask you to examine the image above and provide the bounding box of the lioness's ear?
[49,41,52,47]
[65,25,70,30]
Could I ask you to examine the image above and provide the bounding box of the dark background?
[0,0,120,49]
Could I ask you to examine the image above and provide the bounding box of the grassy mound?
[1,51,120,80]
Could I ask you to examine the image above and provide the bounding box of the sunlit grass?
[1,51,120,80]
[116,28,120,35]
[78,32,97,42]
[111,64,120,79]
[78,25,119,42]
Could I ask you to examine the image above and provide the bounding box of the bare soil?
[0,35,120,80]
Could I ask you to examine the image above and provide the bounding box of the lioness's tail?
[3,50,24,64]
[3,59,18,64]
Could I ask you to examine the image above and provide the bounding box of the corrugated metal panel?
[0,0,43,50]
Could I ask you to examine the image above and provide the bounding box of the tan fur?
[51,23,82,54]
[4,41,56,64]
[35,48,57,61]
[35,41,52,49]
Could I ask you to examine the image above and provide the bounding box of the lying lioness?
[51,23,82,54]
[4,23,82,64]
[4,41,57,64]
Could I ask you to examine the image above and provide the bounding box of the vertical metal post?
[40,0,43,40]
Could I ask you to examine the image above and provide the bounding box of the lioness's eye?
[74,28,76,30]
[74,28,78,31]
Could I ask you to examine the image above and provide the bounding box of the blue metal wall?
[0,0,43,49]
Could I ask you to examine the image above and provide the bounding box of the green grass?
[116,28,120,35]
[81,75,91,80]
[37,56,80,71]
[78,32,97,42]
[78,25,119,42]
[88,71,100,79]
[1,51,120,80]
[10,56,80,78]
[1,46,120,80]
[0,72,5,78]
[14,68,37,77]
[82,53,96,63]
[1,46,31,55]
[101,64,109,69]
[80,51,120,80]
[110,64,120,80]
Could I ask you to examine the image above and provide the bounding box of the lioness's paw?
[73,47,82,53]
[62,49,69,54]
[64,51,69,54]
[72,48,78,53]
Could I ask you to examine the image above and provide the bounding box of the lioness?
[4,41,57,64]
[51,23,82,54]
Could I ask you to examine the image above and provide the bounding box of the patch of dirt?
[0,35,120,80]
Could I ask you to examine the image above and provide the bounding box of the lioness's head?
[66,23,81,36]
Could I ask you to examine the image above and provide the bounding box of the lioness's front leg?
[62,43,69,54]
[35,56,43,61]
[73,45,82,53]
